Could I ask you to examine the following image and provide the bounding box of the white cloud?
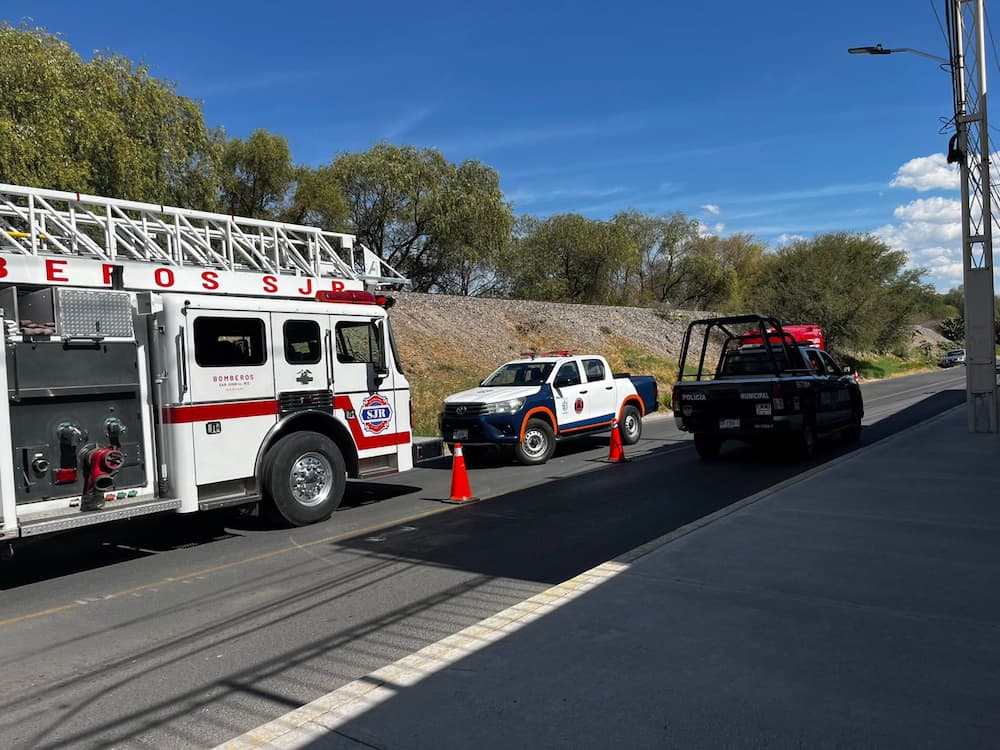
[889,154,959,192]
[892,196,961,222]
[777,233,806,245]
[697,221,725,237]
[702,204,720,215]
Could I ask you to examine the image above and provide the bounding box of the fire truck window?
[283,320,321,365]
[194,317,266,367]
[336,321,382,364]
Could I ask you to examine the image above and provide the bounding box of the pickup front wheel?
[620,405,642,445]
[515,418,556,465]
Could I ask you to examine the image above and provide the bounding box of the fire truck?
[0,183,413,557]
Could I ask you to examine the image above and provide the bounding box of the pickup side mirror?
[555,376,575,388]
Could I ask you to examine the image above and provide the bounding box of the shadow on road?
[2,385,962,589]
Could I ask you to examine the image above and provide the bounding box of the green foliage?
[503,213,632,303]
[746,232,932,353]
[839,352,934,379]
[0,24,218,206]
[330,143,512,294]
[220,130,294,219]
[939,316,965,342]
[610,210,700,305]
[280,165,350,231]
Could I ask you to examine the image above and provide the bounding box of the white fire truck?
[0,184,414,556]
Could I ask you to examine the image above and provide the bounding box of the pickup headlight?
[486,398,525,414]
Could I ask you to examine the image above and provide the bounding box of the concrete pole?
[950,0,998,432]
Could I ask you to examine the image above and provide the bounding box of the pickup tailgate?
[674,377,799,436]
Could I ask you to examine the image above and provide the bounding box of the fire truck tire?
[514,418,555,465]
[262,431,346,526]
[620,405,642,445]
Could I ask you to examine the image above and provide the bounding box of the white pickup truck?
[439,352,659,464]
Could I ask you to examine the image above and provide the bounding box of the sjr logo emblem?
[359,393,392,434]
[574,397,584,414]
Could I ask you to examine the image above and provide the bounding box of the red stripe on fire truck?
[162,399,279,423]
[333,395,410,450]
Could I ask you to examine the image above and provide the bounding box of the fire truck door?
[186,310,278,485]
[332,317,402,455]
[270,313,333,405]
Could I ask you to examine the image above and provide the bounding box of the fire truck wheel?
[514,418,555,465]
[620,405,642,445]
[263,432,346,526]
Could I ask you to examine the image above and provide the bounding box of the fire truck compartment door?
[186,310,277,485]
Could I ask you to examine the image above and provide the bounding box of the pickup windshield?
[482,362,555,386]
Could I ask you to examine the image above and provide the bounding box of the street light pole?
[849,0,998,433]
[949,0,997,432]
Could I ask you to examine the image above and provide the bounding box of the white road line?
[212,560,630,749]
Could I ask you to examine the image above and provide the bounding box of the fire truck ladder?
[0,183,410,291]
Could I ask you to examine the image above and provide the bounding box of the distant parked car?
[939,348,966,367]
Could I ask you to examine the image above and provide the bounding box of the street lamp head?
[848,44,891,55]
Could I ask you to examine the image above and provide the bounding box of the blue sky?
[4,0,978,290]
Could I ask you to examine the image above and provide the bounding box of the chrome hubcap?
[522,429,547,458]
[623,413,638,437]
[289,452,333,507]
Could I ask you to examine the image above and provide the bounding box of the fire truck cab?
[0,184,412,553]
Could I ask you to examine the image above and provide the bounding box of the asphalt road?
[0,367,967,749]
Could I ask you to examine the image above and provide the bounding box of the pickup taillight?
[772,381,785,410]
[672,385,680,408]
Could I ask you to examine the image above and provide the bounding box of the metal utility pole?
[949,0,998,432]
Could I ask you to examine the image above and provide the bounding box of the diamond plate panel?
[54,288,134,338]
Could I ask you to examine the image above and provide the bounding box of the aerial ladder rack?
[0,183,409,294]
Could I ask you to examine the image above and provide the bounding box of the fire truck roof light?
[315,290,395,307]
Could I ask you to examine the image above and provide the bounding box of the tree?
[611,210,701,304]
[424,160,514,295]
[504,214,633,304]
[280,165,350,231]
[219,130,294,219]
[331,143,512,293]
[0,24,218,206]
[746,232,933,352]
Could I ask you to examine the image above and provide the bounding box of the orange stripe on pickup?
[520,407,559,440]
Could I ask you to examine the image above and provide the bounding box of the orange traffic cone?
[608,422,629,463]
[445,443,479,503]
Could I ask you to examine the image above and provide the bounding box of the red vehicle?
[739,324,825,351]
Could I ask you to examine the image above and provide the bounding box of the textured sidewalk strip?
[213,561,629,750]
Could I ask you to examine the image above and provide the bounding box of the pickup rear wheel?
[620,405,642,445]
[694,434,721,459]
[262,431,346,526]
[842,411,863,443]
[515,418,555,465]
[795,425,817,461]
